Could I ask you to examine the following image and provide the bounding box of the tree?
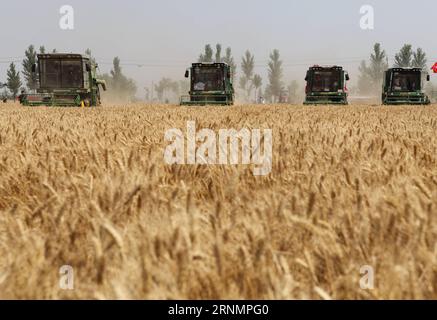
[199,45,214,63]
[39,46,46,54]
[101,57,137,102]
[287,80,299,104]
[412,48,427,69]
[223,47,237,81]
[198,44,237,80]
[154,78,178,103]
[7,63,22,99]
[239,76,248,97]
[264,86,272,102]
[22,45,38,90]
[358,61,373,95]
[394,44,413,68]
[358,43,388,94]
[241,51,255,80]
[240,50,255,100]
[252,74,262,101]
[267,49,283,102]
[178,80,190,96]
[215,44,222,63]
[369,43,388,82]
[85,48,97,65]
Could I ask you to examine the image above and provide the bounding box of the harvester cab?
[304,65,349,105]
[382,68,430,105]
[180,62,234,106]
[21,53,107,107]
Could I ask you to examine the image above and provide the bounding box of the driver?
[194,82,205,91]
[393,77,402,91]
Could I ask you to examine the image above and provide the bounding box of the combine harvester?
[180,62,234,106]
[20,53,106,107]
[382,68,430,105]
[304,65,350,105]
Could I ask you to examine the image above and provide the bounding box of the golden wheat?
[0,101,436,299]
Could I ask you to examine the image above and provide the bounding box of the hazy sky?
[1,0,437,94]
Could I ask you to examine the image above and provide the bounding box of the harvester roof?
[37,53,89,61]
[387,67,423,72]
[309,65,344,71]
[192,62,229,68]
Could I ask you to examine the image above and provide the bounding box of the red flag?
[431,62,437,73]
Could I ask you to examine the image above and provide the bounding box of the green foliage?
[199,45,214,63]
[154,78,175,102]
[252,74,262,101]
[358,61,373,95]
[287,80,299,104]
[222,47,237,81]
[7,63,22,99]
[240,50,255,100]
[239,76,248,92]
[394,44,428,70]
[394,44,413,68]
[85,48,97,65]
[267,49,283,102]
[358,43,388,94]
[241,50,255,80]
[215,44,222,63]
[198,44,237,81]
[154,78,188,103]
[22,45,38,90]
[412,48,427,69]
[101,57,137,102]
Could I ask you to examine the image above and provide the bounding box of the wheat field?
[0,101,436,300]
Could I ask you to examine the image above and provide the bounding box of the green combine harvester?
[20,53,106,107]
[304,65,350,105]
[180,62,234,106]
[382,68,430,105]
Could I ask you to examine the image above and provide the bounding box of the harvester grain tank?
[20,53,106,107]
[180,62,234,106]
[304,65,350,105]
[382,68,430,105]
